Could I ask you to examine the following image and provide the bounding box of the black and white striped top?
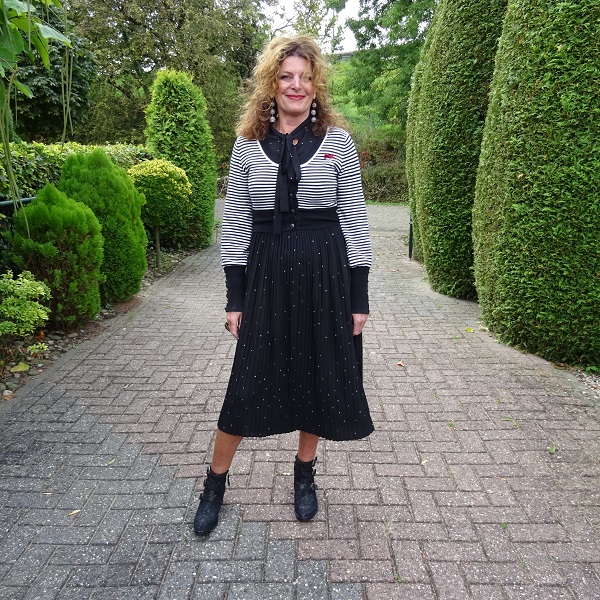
[221,127,373,268]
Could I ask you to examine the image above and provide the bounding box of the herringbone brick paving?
[0,204,598,599]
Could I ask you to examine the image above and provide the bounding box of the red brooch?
[323,153,335,159]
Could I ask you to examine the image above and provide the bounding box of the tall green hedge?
[0,142,151,201]
[145,70,217,249]
[405,37,432,264]
[9,184,104,331]
[409,0,506,297]
[473,0,600,364]
[60,150,147,304]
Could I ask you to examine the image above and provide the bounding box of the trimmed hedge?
[409,0,506,298]
[405,38,431,264]
[60,150,147,304]
[473,0,600,364]
[128,159,193,251]
[0,142,151,201]
[361,162,408,204]
[146,70,217,249]
[8,184,104,331]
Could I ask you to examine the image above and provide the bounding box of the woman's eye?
[280,74,292,81]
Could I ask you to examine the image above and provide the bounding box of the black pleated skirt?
[218,223,374,441]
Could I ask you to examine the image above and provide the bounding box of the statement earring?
[269,100,277,123]
[310,100,317,123]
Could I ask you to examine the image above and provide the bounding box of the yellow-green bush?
[0,270,50,338]
[128,159,193,250]
[473,0,600,364]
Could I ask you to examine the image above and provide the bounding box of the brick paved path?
[1,204,599,600]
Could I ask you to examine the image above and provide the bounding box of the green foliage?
[408,0,506,298]
[68,0,270,161]
[0,142,151,200]
[14,7,97,143]
[0,270,50,338]
[59,149,147,303]
[337,0,436,143]
[405,44,429,263]
[7,184,103,331]
[473,0,600,365]
[72,78,149,146]
[0,0,71,201]
[287,0,343,53]
[146,70,217,249]
[128,159,193,250]
[361,162,408,204]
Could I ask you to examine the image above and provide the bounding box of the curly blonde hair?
[236,35,343,140]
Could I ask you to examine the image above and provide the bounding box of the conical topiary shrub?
[473,0,600,364]
[409,0,507,298]
[59,149,147,304]
[145,70,217,249]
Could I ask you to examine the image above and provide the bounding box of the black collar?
[260,118,324,234]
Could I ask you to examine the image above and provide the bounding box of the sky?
[338,0,361,52]
[271,0,362,53]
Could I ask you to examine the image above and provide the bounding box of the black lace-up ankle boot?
[294,455,318,521]
[194,468,228,535]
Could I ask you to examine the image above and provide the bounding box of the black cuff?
[224,265,246,311]
[350,266,369,314]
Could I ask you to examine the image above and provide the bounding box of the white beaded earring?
[310,100,317,123]
[269,100,277,123]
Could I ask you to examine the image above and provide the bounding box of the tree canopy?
[334,0,437,141]
[68,0,272,160]
[13,7,96,142]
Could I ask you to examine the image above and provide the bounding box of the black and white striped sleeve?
[336,131,373,268]
[221,138,253,267]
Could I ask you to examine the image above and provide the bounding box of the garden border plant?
[60,149,147,304]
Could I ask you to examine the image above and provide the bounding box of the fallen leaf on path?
[396,361,404,367]
[10,362,29,373]
[67,510,81,517]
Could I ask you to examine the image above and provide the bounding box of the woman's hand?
[352,313,368,336]
[226,311,243,339]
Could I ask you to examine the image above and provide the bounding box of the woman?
[194,35,374,536]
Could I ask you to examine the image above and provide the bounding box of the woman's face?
[274,55,315,122]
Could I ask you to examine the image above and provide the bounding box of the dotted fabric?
[218,225,374,441]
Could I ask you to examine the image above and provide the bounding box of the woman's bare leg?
[211,429,243,474]
[297,431,319,462]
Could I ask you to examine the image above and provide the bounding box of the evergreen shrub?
[128,159,193,251]
[405,47,430,263]
[0,142,151,201]
[59,149,147,304]
[361,162,408,204]
[145,70,217,249]
[409,0,506,298]
[0,270,50,338]
[473,0,600,364]
[8,184,104,331]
